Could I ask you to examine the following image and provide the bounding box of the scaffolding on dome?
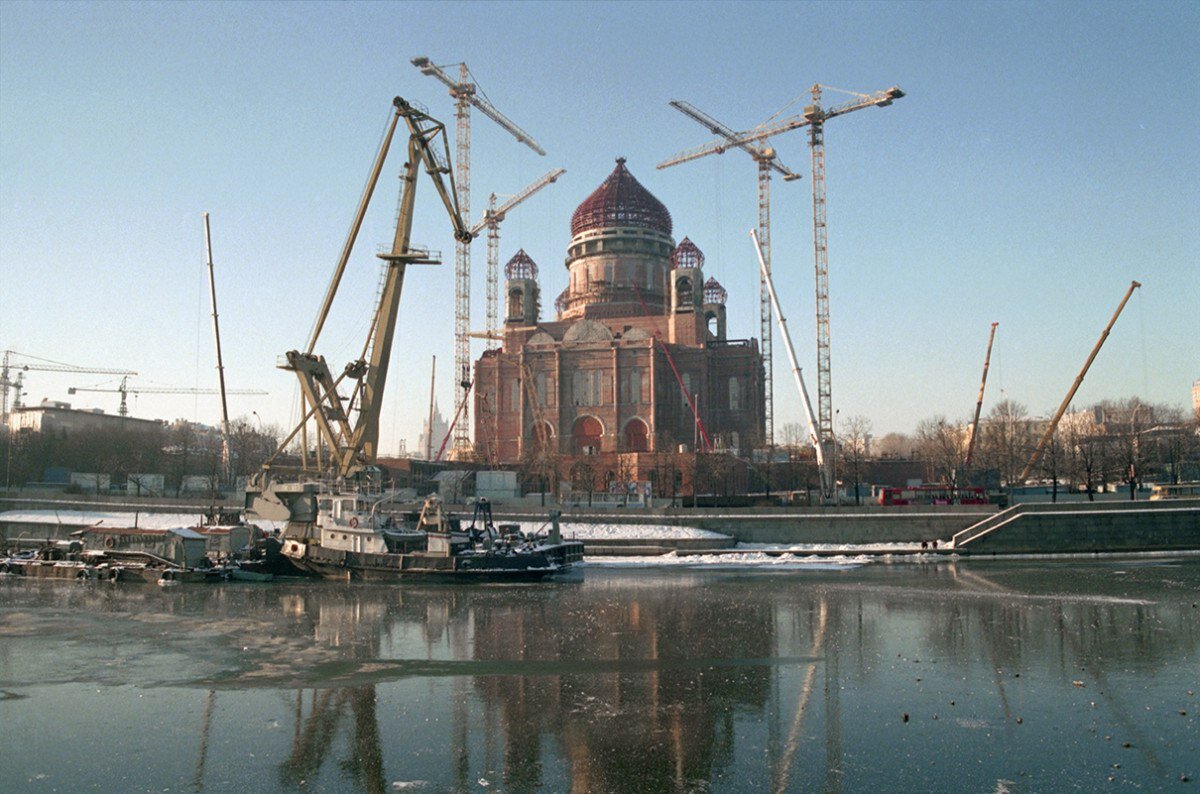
[554,287,569,316]
[671,236,705,270]
[704,276,727,305]
[570,158,672,237]
[504,248,538,280]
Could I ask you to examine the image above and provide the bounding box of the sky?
[2,0,1197,454]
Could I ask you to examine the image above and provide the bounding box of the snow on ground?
[583,551,874,570]
[0,509,209,530]
[554,522,728,541]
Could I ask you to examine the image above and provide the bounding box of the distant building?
[5,399,163,435]
[473,159,765,485]
[1192,378,1199,418]
[417,401,451,460]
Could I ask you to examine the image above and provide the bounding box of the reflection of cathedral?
[474,159,765,469]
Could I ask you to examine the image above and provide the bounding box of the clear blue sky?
[2,0,1197,451]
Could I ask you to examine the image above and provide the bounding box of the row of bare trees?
[911,398,1199,496]
[1,416,282,495]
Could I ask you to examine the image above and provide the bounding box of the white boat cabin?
[315,494,387,554]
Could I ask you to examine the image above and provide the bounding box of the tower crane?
[411,56,546,455]
[1,350,137,420]
[68,376,266,418]
[658,100,803,448]
[469,167,566,346]
[662,83,904,499]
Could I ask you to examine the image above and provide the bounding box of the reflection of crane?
[470,167,566,346]
[264,96,470,481]
[412,56,546,455]
[964,322,999,469]
[658,100,803,447]
[1,350,137,420]
[665,84,903,497]
[1018,281,1141,484]
[68,376,266,417]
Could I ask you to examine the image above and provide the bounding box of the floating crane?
[68,376,266,417]
[964,322,999,469]
[411,56,545,455]
[260,96,469,483]
[658,100,802,447]
[663,83,903,497]
[469,167,566,346]
[1017,281,1141,484]
[1,350,136,420]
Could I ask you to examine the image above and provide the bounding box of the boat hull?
[282,539,583,582]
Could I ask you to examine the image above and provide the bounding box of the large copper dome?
[570,158,672,237]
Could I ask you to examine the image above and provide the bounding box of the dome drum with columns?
[474,159,764,480]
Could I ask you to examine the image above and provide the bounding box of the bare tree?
[914,415,964,485]
[838,415,872,505]
[874,432,912,459]
[979,400,1032,486]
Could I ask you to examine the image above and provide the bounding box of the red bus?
[876,485,988,506]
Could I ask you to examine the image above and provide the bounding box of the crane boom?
[411,57,546,156]
[751,229,824,470]
[1017,281,1142,485]
[661,101,800,179]
[964,322,999,468]
[468,168,565,236]
[660,86,904,169]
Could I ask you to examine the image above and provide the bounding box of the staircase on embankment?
[952,499,1200,554]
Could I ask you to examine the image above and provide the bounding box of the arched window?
[729,377,742,411]
[572,415,603,454]
[624,418,649,452]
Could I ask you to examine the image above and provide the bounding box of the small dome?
[671,237,704,270]
[504,248,538,280]
[703,277,727,305]
[570,158,672,237]
[563,319,614,344]
[527,331,556,347]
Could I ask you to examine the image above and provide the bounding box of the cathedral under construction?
[473,159,765,483]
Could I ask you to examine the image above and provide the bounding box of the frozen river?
[1,556,1197,791]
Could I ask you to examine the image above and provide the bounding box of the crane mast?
[411,56,545,456]
[469,167,566,345]
[263,96,469,483]
[658,99,801,447]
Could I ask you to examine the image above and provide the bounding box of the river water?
[1,557,1197,792]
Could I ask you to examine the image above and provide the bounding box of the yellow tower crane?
[658,101,802,448]
[662,83,904,499]
[411,56,546,455]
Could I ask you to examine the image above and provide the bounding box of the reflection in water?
[1,559,1198,791]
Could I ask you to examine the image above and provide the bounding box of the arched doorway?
[624,418,649,452]
[572,415,603,454]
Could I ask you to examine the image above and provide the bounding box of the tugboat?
[277,493,583,582]
[244,96,583,584]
